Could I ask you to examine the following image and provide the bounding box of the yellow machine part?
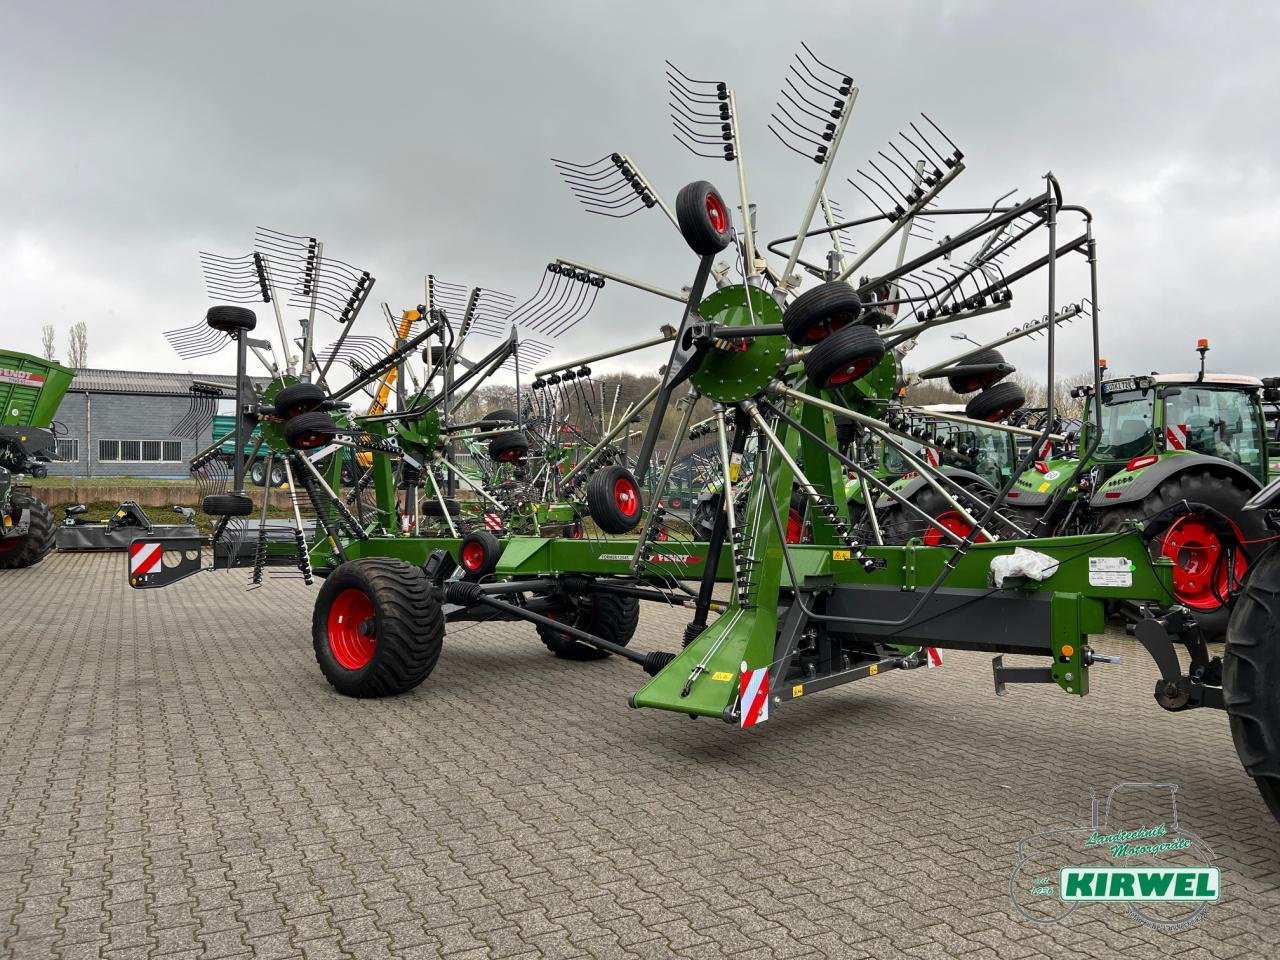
[356,308,419,468]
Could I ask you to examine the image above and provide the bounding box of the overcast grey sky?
[2,1,1278,385]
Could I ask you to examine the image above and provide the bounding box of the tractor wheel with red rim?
[675,180,733,256]
[803,323,886,390]
[876,486,994,547]
[586,465,642,534]
[964,381,1026,423]
[1094,469,1265,642]
[488,430,529,463]
[284,410,340,450]
[537,592,640,661]
[946,348,1010,394]
[274,382,326,419]
[458,530,502,580]
[782,282,864,345]
[0,494,54,569]
[312,557,443,698]
[1223,545,1280,824]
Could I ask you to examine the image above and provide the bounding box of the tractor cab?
[879,405,1020,489]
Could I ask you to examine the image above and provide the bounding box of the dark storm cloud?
[2,0,1278,383]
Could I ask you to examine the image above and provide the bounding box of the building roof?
[69,368,268,397]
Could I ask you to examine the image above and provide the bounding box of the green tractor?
[0,349,75,569]
[1004,341,1273,638]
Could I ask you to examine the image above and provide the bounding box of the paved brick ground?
[1,553,1278,959]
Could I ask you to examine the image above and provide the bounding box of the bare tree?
[67,322,88,369]
[40,324,56,361]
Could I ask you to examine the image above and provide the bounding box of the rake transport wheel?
[201,493,254,517]
[782,281,864,345]
[675,180,734,255]
[0,493,54,569]
[482,408,520,427]
[205,305,257,333]
[587,465,642,534]
[538,592,640,661]
[877,487,992,546]
[284,410,340,450]
[458,530,502,580]
[947,348,1010,393]
[313,558,444,698]
[965,381,1026,422]
[274,382,326,418]
[803,324,886,389]
[1094,469,1264,642]
[1224,547,1280,823]
[489,431,530,463]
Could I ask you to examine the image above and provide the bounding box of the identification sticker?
[1089,556,1134,587]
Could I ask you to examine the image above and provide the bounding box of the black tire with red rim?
[284,410,340,450]
[586,465,642,534]
[965,381,1026,423]
[876,487,994,547]
[1094,469,1265,641]
[488,431,529,463]
[537,592,640,661]
[458,530,502,580]
[675,180,733,256]
[0,494,54,569]
[782,282,864,345]
[312,557,444,698]
[946,348,1010,394]
[803,323,886,390]
[274,382,326,419]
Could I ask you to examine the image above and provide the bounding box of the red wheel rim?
[0,537,19,554]
[327,588,376,670]
[1159,514,1247,610]
[566,523,583,539]
[921,510,990,547]
[827,356,875,386]
[461,541,487,572]
[296,431,326,449]
[786,508,803,544]
[705,192,728,233]
[983,404,1020,423]
[614,477,639,518]
[498,447,526,463]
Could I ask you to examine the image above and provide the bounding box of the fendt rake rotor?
[129,48,1280,826]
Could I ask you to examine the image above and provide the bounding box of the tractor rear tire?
[0,494,54,569]
[782,282,864,344]
[313,558,444,697]
[1223,546,1280,823]
[1093,469,1265,642]
[538,592,640,661]
[877,486,992,546]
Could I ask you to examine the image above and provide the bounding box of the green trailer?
[0,349,75,568]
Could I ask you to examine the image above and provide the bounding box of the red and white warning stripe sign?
[483,513,503,531]
[924,447,941,467]
[1038,438,1054,460]
[925,647,943,668]
[0,368,46,387]
[1166,423,1188,450]
[129,541,162,575]
[739,664,769,728]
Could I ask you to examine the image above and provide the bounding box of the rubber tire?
[538,593,640,661]
[947,349,1009,394]
[1093,469,1266,642]
[965,381,1026,423]
[284,410,339,450]
[206,305,257,333]
[275,383,326,418]
[202,493,254,517]
[1223,546,1280,823]
[675,180,733,256]
[248,459,267,487]
[876,486,993,546]
[488,431,529,463]
[424,345,447,366]
[459,530,502,579]
[0,494,54,569]
[269,461,286,487]
[422,498,462,517]
[482,409,519,427]
[313,558,444,698]
[783,282,864,345]
[586,465,642,534]
[803,324,886,390]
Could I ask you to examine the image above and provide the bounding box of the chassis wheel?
[675,180,733,256]
[803,324,886,390]
[284,410,340,450]
[0,494,54,569]
[459,530,501,579]
[313,558,444,697]
[1224,546,1280,822]
[965,381,1026,422]
[586,465,642,533]
[947,348,1010,394]
[538,592,640,661]
[488,431,529,463]
[1094,469,1265,642]
[782,282,864,344]
[274,382,326,418]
